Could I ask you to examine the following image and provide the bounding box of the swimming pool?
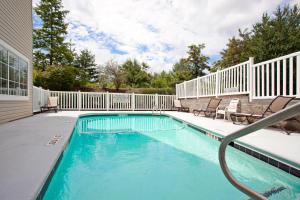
[42,115,300,200]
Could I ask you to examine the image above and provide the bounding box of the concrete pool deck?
[0,111,299,200]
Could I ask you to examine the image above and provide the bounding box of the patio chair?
[216,98,240,120]
[230,96,295,125]
[41,97,59,113]
[193,98,222,119]
[174,100,189,112]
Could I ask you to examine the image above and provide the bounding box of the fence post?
[155,93,159,109]
[78,90,81,111]
[175,84,178,99]
[215,71,219,97]
[249,57,254,102]
[196,77,199,99]
[297,55,300,98]
[184,81,187,99]
[132,93,135,111]
[39,87,43,107]
[106,91,109,111]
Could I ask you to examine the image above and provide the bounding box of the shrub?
[33,65,87,91]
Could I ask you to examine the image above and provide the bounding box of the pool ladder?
[152,105,162,115]
[218,102,300,200]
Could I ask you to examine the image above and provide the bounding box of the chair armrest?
[217,106,226,111]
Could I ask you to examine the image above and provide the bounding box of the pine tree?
[186,44,209,77]
[33,0,74,69]
[75,49,97,81]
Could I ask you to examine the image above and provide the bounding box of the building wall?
[180,95,300,131]
[0,0,33,123]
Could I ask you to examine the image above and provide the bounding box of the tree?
[96,65,109,89]
[186,44,209,77]
[121,59,151,87]
[172,58,193,84]
[75,49,97,81]
[249,5,300,63]
[33,0,74,69]
[104,60,124,90]
[213,4,300,70]
[34,65,87,91]
[211,29,251,71]
[151,71,174,88]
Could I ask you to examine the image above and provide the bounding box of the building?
[0,0,33,123]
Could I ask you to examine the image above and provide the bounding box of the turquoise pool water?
[43,115,300,200]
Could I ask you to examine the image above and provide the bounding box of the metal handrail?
[218,102,300,200]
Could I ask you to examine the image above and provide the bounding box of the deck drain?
[47,135,62,146]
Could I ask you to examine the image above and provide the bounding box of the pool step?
[247,186,286,200]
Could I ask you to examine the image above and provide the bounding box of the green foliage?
[33,0,74,68]
[127,87,174,95]
[211,29,251,71]
[34,66,87,91]
[186,44,209,77]
[121,59,151,87]
[212,4,300,71]
[249,5,300,63]
[74,49,97,81]
[172,58,193,84]
[151,71,174,88]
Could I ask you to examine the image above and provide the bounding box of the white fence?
[176,51,300,100]
[252,52,300,99]
[33,87,176,112]
[33,87,50,112]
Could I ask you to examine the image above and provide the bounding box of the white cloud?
[35,0,296,72]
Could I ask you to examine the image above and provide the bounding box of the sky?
[32,0,300,73]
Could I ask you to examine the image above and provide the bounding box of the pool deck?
[0,111,299,200]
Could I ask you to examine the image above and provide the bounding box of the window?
[0,42,29,99]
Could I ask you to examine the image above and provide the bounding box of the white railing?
[176,51,300,100]
[33,88,175,112]
[252,52,300,99]
[218,60,251,96]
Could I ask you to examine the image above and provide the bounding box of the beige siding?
[0,0,33,123]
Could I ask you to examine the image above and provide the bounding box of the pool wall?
[36,113,300,200]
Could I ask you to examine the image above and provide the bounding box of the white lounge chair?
[216,98,240,120]
[41,97,59,113]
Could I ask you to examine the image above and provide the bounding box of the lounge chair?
[41,97,59,113]
[174,99,189,112]
[230,96,295,125]
[193,98,222,119]
[216,98,240,120]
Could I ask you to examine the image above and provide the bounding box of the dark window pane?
[9,81,15,95]
[23,72,27,84]
[15,68,19,82]
[1,63,8,79]
[9,67,14,81]
[8,52,18,68]
[0,46,8,64]
[0,79,8,94]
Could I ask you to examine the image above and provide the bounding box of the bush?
[33,65,87,91]
[127,87,175,95]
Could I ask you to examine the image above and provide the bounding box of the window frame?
[0,38,29,101]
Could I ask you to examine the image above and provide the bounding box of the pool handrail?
[219,102,300,200]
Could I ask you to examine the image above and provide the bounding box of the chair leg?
[230,114,242,125]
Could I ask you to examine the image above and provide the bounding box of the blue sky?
[33,0,299,72]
